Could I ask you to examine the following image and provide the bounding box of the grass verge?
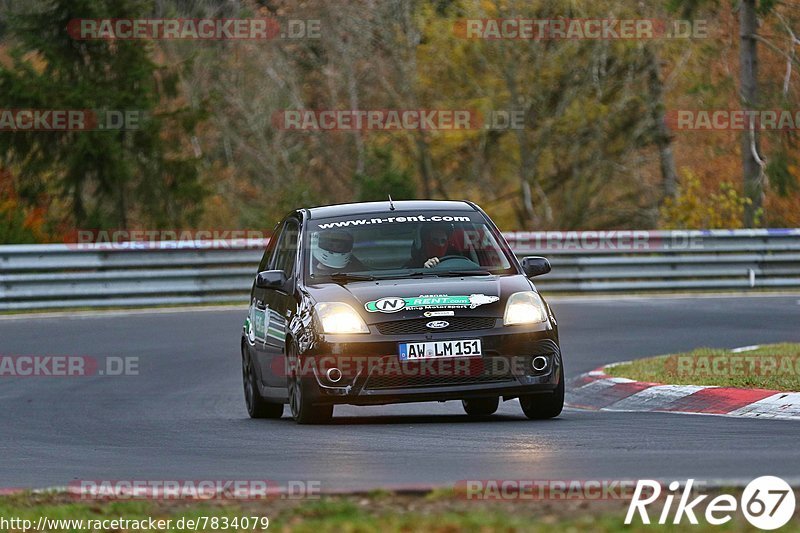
[605,343,800,391]
[1,488,799,532]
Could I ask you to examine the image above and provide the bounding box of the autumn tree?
[0,0,205,230]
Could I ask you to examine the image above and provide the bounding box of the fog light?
[531,356,548,372]
[326,367,342,383]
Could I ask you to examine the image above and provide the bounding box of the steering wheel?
[436,255,467,263]
[431,255,480,269]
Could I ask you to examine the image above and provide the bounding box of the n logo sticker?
[366,297,406,313]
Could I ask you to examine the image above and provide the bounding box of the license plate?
[398,339,482,361]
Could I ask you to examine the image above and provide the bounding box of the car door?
[261,218,300,387]
[248,222,282,388]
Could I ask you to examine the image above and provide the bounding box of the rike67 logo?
[626,477,796,530]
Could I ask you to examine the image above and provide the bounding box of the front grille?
[363,358,515,390]
[375,316,497,335]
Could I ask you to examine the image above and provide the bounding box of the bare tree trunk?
[118,131,130,229]
[346,61,365,178]
[514,126,538,228]
[501,60,538,228]
[646,49,678,201]
[415,133,434,199]
[740,0,762,227]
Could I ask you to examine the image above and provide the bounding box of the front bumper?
[300,324,562,406]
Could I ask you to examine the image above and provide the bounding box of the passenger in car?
[311,229,368,274]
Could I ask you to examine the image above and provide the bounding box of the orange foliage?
[0,168,50,243]
[661,6,800,228]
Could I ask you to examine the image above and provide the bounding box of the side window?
[258,222,283,272]
[273,220,299,278]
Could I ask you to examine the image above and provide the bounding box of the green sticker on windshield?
[365,294,499,313]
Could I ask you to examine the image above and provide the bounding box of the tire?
[461,396,499,417]
[519,363,564,420]
[242,345,284,419]
[287,344,333,424]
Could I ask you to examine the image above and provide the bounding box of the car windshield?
[305,211,515,282]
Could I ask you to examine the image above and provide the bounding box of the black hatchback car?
[241,200,563,423]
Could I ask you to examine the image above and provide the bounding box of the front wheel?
[462,396,499,417]
[519,363,564,420]
[242,346,284,419]
[287,345,333,424]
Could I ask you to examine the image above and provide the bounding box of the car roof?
[305,200,476,220]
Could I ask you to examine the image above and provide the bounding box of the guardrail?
[1,229,799,310]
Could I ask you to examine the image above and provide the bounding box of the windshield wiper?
[367,270,493,280]
[395,271,440,278]
[328,272,376,283]
[325,270,493,283]
[438,270,493,277]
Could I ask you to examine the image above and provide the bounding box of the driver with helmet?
[407,224,453,269]
[311,229,367,274]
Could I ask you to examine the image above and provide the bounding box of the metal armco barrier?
[1,229,799,310]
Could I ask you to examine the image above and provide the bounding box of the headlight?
[503,291,548,326]
[315,302,369,334]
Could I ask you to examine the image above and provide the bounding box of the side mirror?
[255,270,288,289]
[521,256,551,277]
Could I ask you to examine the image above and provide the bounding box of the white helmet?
[312,230,353,269]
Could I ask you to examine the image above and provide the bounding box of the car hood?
[305,275,536,323]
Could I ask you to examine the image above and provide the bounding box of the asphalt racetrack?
[2,295,799,490]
